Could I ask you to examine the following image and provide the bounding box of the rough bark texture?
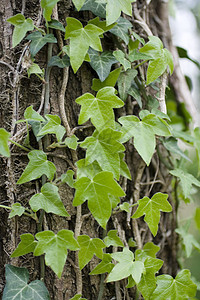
[0,0,183,299]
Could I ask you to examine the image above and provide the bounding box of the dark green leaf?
[48,19,65,32]
[26,32,57,57]
[81,0,106,18]
[109,17,132,44]
[117,69,138,101]
[48,55,70,68]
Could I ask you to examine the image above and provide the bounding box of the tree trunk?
[0,0,188,299]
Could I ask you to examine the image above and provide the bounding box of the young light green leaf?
[37,115,66,142]
[117,69,138,101]
[132,193,172,236]
[106,0,135,26]
[106,247,145,283]
[24,106,45,122]
[88,16,115,32]
[151,269,197,300]
[2,265,50,300]
[169,168,200,198]
[65,17,104,72]
[72,0,86,11]
[90,253,114,275]
[73,171,125,228]
[9,203,25,218]
[109,17,132,45]
[113,50,131,71]
[69,294,87,300]
[128,49,152,62]
[77,235,106,269]
[11,233,37,257]
[139,36,163,57]
[34,230,79,278]
[61,170,75,188]
[26,32,57,57]
[80,128,125,180]
[48,19,65,32]
[41,0,60,21]
[64,135,79,150]
[104,230,124,247]
[92,68,121,91]
[17,150,56,184]
[88,49,117,81]
[0,128,10,157]
[48,55,70,68]
[146,56,167,85]
[76,159,102,180]
[80,0,106,18]
[27,63,44,78]
[7,14,34,47]
[175,226,200,257]
[119,202,131,213]
[29,183,69,217]
[76,87,123,131]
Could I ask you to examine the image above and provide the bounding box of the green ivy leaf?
[151,270,197,300]
[65,17,104,72]
[90,253,114,275]
[69,294,87,300]
[41,0,60,21]
[34,230,79,278]
[109,17,132,45]
[80,128,125,180]
[162,137,190,161]
[17,150,56,184]
[24,106,45,122]
[26,32,57,57]
[128,49,152,62]
[48,55,70,68]
[7,14,34,47]
[195,207,200,231]
[48,19,65,32]
[128,84,142,108]
[88,49,117,81]
[27,63,44,78]
[194,127,200,175]
[76,87,123,131]
[119,202,131,213]
[29,183,69,217]
[120,153,131,179]
[106,0,135,26]
[117,69,138,101]
[104,230,124,247]
[37,115,66,142]
[64,135,79,150]
[113,50,131,71]
[9,203,25,218]
[81,0,106,18]
[169,168,200,198]
[73,171,125,228]
[92,68,121,91]
[77,235,106,269]
[0,128,10,157]
[106,247,145,283]
[72,0,86,11]
[119,114,171,165]
[88,16,115,32]
[175,225,200,257]
[76,159,102,180]
[2,265,50,300]
[11,233,37,257]
[132,193,172,236]
[61,170,75,188]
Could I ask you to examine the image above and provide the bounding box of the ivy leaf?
[109,17,132,45]
[169,169,200,198]
[11,233,37,257]
[151,270,197,300]
[65,17,104,72]
[119,202,131,213]
[9,203,25,218]
[76,159,102,180]
[113,50,131,71]
[106,247,145,284]
[106,0,135,26]
[29,183,69,217]
[27,63,44,78]
[26,32,57,57]
[117,69,138,101]
[88,16,115,32]
[2,265,50,300]
[69,294,87,300]
[77,235,106,269]
[37,115,66,142]
[64,135,79,150]
[120,153,131,179]
[48,55,70,68]
[48,19,65,32]
[24,105,45,122]
[61,170,75,188]
[17,150,56,184]
[0,128,10,157]
[80,128,125,180]
[132,193,172,236]
[92,68,121,91]
[76,87,123,131]
[119,114,171,165]
[72,0,86,11]
[90,253,114,275]
[195,207,200,231]
[162,137,190,161]
[175,226,200,257]
[88,49,117,81]
[81,0,106,18]
[7,14,34,47]
[34,230,79,278]
[41,0,60,21]
[104,230,124,247]
[73,171,125,228]
[128,84,142,108]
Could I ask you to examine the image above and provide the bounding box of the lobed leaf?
[0,128,10,157]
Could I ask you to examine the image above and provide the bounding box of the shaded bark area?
[0,0,180,299]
